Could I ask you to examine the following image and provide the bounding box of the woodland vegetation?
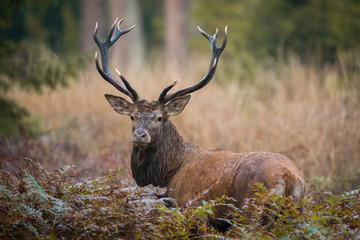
[1,0,359,238]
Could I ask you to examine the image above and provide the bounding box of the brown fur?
[134,100,160,112]
[168,145,305,207]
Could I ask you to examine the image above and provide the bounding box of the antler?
[158,26,227,104]
[94,18,140,102]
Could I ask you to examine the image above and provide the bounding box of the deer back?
[168,149,305,207]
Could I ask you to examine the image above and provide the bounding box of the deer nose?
[134,129,146,138]
[133,128,151,144]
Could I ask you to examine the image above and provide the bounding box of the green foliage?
[224,183,360,239]
[140,0,165,52]
[0,161,216,239]
[191,0,360,75]
[1,162,359,239]
[0,0,87,137]
[0,97,28,136]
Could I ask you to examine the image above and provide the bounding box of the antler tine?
[158,26,227,104]
[158,79,180,103]
[105,18,118,43]
[115,69,140,100]
[220,26,228,50]
[93,18,139,102]
[110,18,136,47]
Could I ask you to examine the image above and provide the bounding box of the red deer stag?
[94,18,305,229]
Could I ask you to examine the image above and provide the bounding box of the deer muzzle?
[132,128,151,144]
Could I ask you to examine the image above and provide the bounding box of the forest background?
[1,0,360,191]
[0,0,360,237]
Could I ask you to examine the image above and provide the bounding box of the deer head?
[94,18,227,146]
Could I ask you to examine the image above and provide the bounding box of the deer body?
[130,119,305,207]
[94,19,305,229]
[169,149,305,206]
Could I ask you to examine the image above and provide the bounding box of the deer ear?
[164,95,191,116]
[105,94,133,115]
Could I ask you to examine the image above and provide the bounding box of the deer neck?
[131,121,193,187]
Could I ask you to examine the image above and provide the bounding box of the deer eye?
[130,116,134,121]
[157,116,163,122]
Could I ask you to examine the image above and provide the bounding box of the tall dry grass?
[10,56,360,190]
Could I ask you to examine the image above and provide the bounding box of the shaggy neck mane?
[131,121,193,187]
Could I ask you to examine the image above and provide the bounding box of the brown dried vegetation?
[8,56,360,190]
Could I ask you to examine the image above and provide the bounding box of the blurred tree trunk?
[81,0,105,52]
[165,0,188,71]
[108,0,145,71]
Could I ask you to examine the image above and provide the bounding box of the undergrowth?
[0,161,359,239]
